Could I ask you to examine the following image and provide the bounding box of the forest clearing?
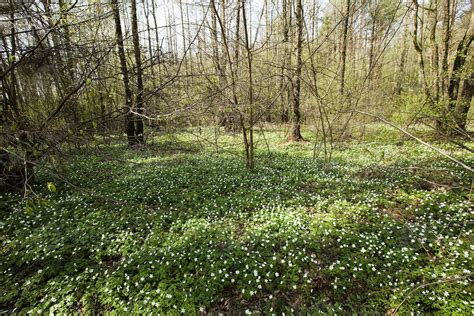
[1,0,473,313]
[2,128,473,313]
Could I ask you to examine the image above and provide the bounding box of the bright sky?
[124,0,331,53]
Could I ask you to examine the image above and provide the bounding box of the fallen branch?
[353,110,473,173]
[391,273,473,314]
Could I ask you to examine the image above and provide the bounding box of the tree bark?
[280,0,290,123]
[241,0,255,168]
[131,0,145,144]
[340,0,350,95]
[441,0,451,96]
[111,0,135,146]
[412,0,433,103]
[447,1,474,132]
[289,0,303,141]
[455,72,474,131]
[430,0,440,102]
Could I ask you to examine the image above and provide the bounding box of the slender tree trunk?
[40,0,71,116]
[111,0,135,146]
[241,0,255,168]
[220,0,228,71]
[210,0,227,127]
[186,2,193,75]
[219,0,230,126]
[228,0,241,132]
[59,0,80,126]
[131,0,144,144]
[264,0,272,122]
[198,6,206,73]
[289,0,303,141]
[280,0,290,123]
[413,0,432,103]
[210,1,222,78]
[166,9,173,61]
[441,0,451,96]
[368,17,376,87]
[179,0,187,73]
[395,17,410,95]
[430,0,440,102]
[144,0,154,75]
[340,0,350,95]
[150,0,161,68]
[210,0,247,163]
[7,1,18,124]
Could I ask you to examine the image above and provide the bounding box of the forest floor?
[1,126,473,314]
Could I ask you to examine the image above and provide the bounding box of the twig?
[392,273,473,314]
[353,110,473,173]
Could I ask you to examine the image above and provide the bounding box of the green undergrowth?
[1,130,472,314]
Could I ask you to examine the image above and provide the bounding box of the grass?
[1,127,473,314]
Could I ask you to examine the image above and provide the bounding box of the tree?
[111,0,135,146]
[446,0,474,132]
[280,0,291,123]
[340,0,351,95]
[241,0,255,168]
[131,0,145,144]
[288,0,304,141]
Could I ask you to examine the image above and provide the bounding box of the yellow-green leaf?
[47,182,57,193]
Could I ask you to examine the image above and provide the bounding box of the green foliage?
[391,94,435,126]
[46,182,57,193]
[0,131,472,314]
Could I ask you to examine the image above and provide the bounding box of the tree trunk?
[111,0,135,146]
[455,72,474,131]
[430,0,440,102]
[289,0,303,141]
[131,0,145,144]
[59,0,80,126]
[395,17,410,95]
[211,0,229,128]
[280,0,290,123]
[241,0,255,168]
[226,0,241,133]
[151,0,162,70]
[441,0,451,96]
[446,1,474,132]
[412,0,433,103]
[340,0,350,95]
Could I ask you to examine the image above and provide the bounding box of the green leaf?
[24,200,34,214]
[47,182,57,193]
[25,206,34,214]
